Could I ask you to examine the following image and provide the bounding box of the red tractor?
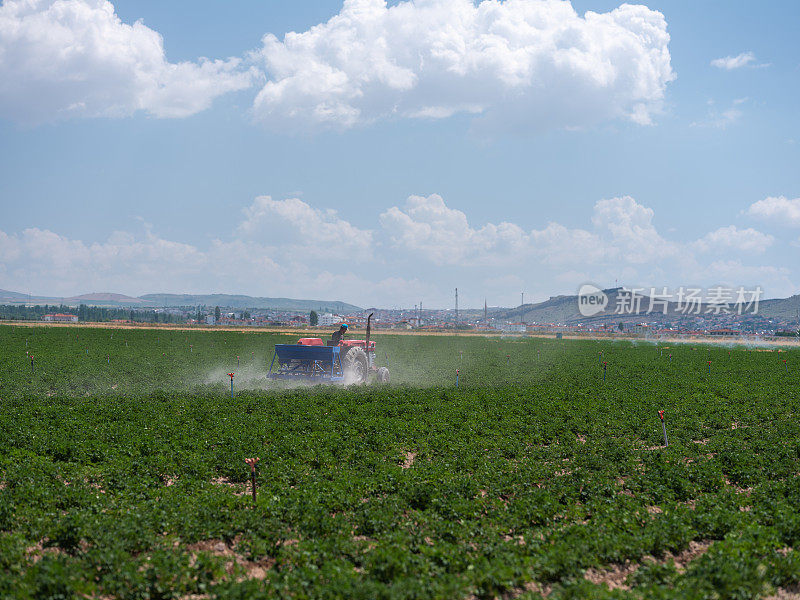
[269,313,389,384]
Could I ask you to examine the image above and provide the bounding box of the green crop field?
[1,324,800,599]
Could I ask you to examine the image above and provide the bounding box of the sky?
[0,0,798,309]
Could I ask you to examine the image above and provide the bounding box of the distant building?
[205,315,216,325]
[43,313,78,323]
[709,328,738,336]
[319,313,342,327]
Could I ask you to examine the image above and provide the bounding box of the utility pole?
[484,298,487,321]
[521,292,525,325]
[455,288,459,324]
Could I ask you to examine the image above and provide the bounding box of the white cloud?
[693,225,774,253]
[710,51,756,70]
[0,0,255,123]
[379,194,530,265]
[746,196,800,227]
[251,0,675,131]
[0,227,208,293]
[237,196,373,262]
[691,98,746,129]
[591,195,675,262]
[381,194,677,267]
[1,193,796,307]
[240,196,368,242]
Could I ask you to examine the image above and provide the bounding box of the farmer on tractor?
[330,323,348,345]
[269,313,389,384]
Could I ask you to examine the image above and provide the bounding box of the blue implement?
[269,344,344,381]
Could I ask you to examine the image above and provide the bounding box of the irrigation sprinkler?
[707,360,711,374]
[669,353,672,363]
[30,355,34,374]
[228,373,235,399]
[456,369,460,388]
[237,355,240,366]
[602,361,607,382]
[107,355,110,365]
[658,410,668,447]
[244,457,259,504]
[506,354,510,365]
[783,359,788,373]
[460,350,463,361]
[599,351,602,364]
[190,344,193,353]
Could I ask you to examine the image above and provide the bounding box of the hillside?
[65,293,147,305]
[138,293,362,313]
[496,288,800,326]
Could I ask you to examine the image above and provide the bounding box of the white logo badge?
[577,284,608,317]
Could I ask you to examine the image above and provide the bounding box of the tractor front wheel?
[342,347,368,384]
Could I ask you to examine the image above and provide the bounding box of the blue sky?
[0,0,798,308]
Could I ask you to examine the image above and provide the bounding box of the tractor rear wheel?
[377,366,390,383]
[342,347,368,384]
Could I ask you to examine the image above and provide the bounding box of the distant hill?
[496,288,800,326]
[0,289,33,301]
[65,293,147,305]
[0,288,362,312]
[758,294,800,321]
[139,294,362,313]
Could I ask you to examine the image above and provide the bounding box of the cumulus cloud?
[693,225,774,253]
[746,196,800,227]
[0,227,208,293]
[251,0,675,131]
[236,196,373,261]
[591,195,675,262]
[380,194,677,267]
[379,194,530,265]
[1,193,795,307]
[0,0,255,123]
[710,51,758,70]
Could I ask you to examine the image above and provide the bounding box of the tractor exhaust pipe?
[365,313,373,350]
